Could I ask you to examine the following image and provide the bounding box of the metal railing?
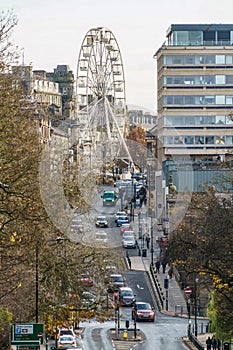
[188,332,204,350]
[150,263,164,310]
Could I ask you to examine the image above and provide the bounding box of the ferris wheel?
[76,27,132,164]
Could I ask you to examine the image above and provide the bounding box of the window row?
[164,135,233,145]
[168,30,233,47]
[164,115,233,126]
[163,75,233,85]
[164,95,233,105]
[164,54,233,65]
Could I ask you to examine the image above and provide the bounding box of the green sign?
[11,323,44,345]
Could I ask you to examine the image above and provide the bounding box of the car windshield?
[137,303,151,310]
[111,275,123,282]
[60,336,73,341]
[96,233,107,240]
[123,231,134,236]
[103,192,115,199]
[121,291,133,296]
[124,236,134,241]
[97,217,106,221]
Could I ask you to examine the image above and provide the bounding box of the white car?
[95,216,108,227]
[95,231,108,243]
[57,335,77,349]
[122,230,136,239]
[122,236,136,249]
[115,210,127,222]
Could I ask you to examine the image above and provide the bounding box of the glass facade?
[164,75,233,85]
[164,135,233,146]
[164,115,233,126]
[164,54,233,65]
[164,95,233,105]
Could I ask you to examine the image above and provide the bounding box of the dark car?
[132,301,155,322]
[107,273,125,292]
[119,287,135,306]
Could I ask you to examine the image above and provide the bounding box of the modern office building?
[154,24,233,165]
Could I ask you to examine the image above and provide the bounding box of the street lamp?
[148,207,154,266]
[194,277,199,337]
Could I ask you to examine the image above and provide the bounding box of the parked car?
[122,230,136,239]
[116,216,129,227]
[95,216,108,228]
[119,287,135,306]
[120,223,132,234]
[57,335,77,349]
[122,235,136,249]
[132,301,155,322]
[80,274,93,287]
[108,273,125,292]
[81,291,96,309]
[115,210,127,222]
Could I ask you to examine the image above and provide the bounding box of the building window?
[206,136,215,144]
[225,136,233,144]
[216,116,225,124]
[215,136,225,144]
[203,30,215,44]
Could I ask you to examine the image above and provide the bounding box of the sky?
[2,0,233,113]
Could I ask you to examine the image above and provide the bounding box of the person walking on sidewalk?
[162,260,167,273]
[216,338,221,350]
[146,235,150,249]
[168,265,173,279]
[212,336,217,350]
[155,260,161,273]
[206,336,212,350]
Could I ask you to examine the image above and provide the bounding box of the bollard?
[123,329,128,340]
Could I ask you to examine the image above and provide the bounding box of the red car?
[132,302,155,322]
[80,274,93,287]
[120,223,132,234]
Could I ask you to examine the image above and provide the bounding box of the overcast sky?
[3,0,233,113]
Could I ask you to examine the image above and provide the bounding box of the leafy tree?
[127,125,146,145]
[165,191,233,337]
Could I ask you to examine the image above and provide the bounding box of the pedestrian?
[212,336,217,350]
[162,260,167,273]
[168,265,173,279]
[216,338,221,350]
[206,336,212,350]
[155,260,161,273]
[146,235,150,249]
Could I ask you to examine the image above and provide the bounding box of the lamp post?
[194,277,199,337]
[36,239,39,323]
[133,295,137,339]
[148,207,154,266]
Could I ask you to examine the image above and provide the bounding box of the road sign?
[11,323,44,346]
[184,287,192,296]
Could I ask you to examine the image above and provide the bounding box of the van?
[101,191,118,206]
